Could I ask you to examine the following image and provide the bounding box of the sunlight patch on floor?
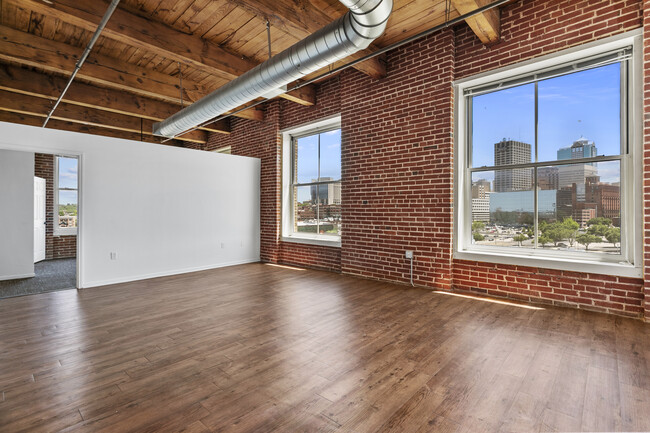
[433,290,544,310]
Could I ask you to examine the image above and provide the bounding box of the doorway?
[0,151,79,299]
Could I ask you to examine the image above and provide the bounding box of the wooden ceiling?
[0,0,501,146]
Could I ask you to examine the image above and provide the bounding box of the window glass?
[471,84,534,168]
[56,156,78,231]
[538,63,621,162]
[465,59,626,259]
[471,171,534,250]
[295,135,319,184]
[319,129,342,181]
[290,127,342,239]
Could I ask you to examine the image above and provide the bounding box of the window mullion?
[317,133,321,234]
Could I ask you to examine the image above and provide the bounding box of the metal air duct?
[153,0,393,138]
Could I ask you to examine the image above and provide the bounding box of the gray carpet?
[0,258,76,299]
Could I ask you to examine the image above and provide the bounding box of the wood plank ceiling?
[0,0,502,146]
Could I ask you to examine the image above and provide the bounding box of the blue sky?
[58,156,78,206]
[471,62,621,184]
[296,129,341,202]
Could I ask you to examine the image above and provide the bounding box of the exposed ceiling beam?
[230,0,387,79]
[6,0,250,81]
[7,0,318,106]
[0,111,180,145]
[0,63,229,136]
[279,83,316,106]
[450,0,500,44]
[0,25,203,103]
[0,26,262,122]
[0,89,207,144]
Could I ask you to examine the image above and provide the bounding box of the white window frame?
[454,30,643,278]
[281,114,342,247]
[54,155,78,236]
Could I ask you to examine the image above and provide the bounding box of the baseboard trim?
[80,258,260,289]
[0,272,35,281]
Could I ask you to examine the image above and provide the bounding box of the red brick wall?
[454,261,644,317]
[34,153,77,260]
[454,0,643,80]
[195,0,647,319]
[451,0,645,318]
[52,235,76,259]
[339,29,455,289]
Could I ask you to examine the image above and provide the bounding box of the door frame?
[0,142,83,290]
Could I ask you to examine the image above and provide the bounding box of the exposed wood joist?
[0,89,208,144]
[0,26,262,123]
[0,25,203,103]
[6,0,318,106]
[0,111,179,145]
[278,83,316,106]
[0,63,229,136]
[450,0,500,44]
[230,0,387,80]
[6,0,251,81]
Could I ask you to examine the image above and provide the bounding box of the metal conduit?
[153,0,393,138]
[43,0,121,128]
[161,0,510,140]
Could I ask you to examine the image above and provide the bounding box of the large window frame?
[454,30,642,277]
[54,155,78,236]
[281,115,342,247]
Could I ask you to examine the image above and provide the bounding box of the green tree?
[473,232,485,242]
[605,227,620,248]
[525,227,534,240]
[561,218,579,247]
[587,224,609,237]
[576,233,600,251]
[472,221,485,232]
[586,217,612,227]
[513,234,526,247]
[539,220,548,232]
[544,223,569,246]
[538,235,551,247]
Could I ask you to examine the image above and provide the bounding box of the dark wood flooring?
[0,263,648,432]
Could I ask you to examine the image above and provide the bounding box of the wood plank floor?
[0,263,649,432]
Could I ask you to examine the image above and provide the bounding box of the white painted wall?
[0,122,260,288]
[0,149,34,280]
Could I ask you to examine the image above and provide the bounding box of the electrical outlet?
[405,250,414,259]
[110,252,117,260]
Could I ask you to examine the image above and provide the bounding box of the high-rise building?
[557,138,599,200]
[556,176,620,227]
[585,176,620,225]
[310,178,341,205]
[556,137,598,161]
[494,139,532,192]
[537,167,559,190]
[472,192,491,222]
[471,178,491,199]
[558,164,598,197]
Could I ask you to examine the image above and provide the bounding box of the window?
[281,116,342,246]
[455,32,642,277]
[55,156,78,235]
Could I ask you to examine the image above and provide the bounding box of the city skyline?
[296,129,341,202]
[471,62,621,168]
